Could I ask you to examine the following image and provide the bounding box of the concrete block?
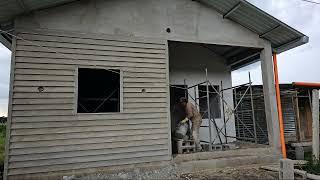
[279,159,294,180]
[212,144,223,151]
[223,144,238,150]
[295,146,305,160]
[176,139,196,154]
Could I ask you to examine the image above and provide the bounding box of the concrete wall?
[169,42,235,144]
[15,0,265,48]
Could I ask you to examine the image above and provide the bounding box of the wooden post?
[293,91,302,142]
[312,89,319,161]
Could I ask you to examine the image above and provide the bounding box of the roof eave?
[0,34,11,49]
[273,35,309,54]
[0,20,14,49]
[198,0,308,54]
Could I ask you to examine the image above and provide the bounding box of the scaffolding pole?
[221,80,227,144]
[194,86,198,111]
[169,69,264,149]
[208,81,256,142]
[234,87,240,139]
[249,73,258,143]
[206,68,213,151]
[184,79,187,99]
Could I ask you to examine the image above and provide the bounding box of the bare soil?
[70,164,282,180]
[179,165,279,180]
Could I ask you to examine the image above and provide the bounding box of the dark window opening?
[77,68,120,113]
[170,85,188,128]
[198,85,221,119]
[170,85,188,107]
[170,84,188,154]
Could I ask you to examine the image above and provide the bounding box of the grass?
[300,152,320,175]
[0,124,5,178]
[0,125,5,163]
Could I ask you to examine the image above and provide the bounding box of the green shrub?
[302,152,320,175]
[0,125,6,164]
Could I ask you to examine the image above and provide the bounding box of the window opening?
[77,68,120,113]
[198,85,221,119]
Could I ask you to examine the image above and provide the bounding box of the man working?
[179,97,202,151]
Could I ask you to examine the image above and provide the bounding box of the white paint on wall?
[169,42,236,144]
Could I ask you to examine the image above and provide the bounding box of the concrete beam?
[260,43,281,154]
[312,89,319,161]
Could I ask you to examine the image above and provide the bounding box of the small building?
[0,0,308,179]
[234,83,320,160]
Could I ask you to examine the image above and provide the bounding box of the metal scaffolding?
[170,69,268,151]
[233,81,269,144]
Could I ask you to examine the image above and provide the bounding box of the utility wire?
[300,0,320,5]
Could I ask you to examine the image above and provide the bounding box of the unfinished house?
[234,83,319,159]
[0,0,308,179]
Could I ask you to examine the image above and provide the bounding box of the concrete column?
[279,159,294,180]
[312,89,319,161]
[260,43,281,153]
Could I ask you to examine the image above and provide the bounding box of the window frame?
[75,66,123,114]
[197,84,221,119]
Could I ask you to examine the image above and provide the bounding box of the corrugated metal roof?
[199,0,309,53]
[0,0,77,23]
[0,0,309,53]
[0,0,78,48]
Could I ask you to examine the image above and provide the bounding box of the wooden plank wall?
[6,29,170,178]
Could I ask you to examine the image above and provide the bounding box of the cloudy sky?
[233,0,320,85]
[0,0,319,116]
[0,44,10,117]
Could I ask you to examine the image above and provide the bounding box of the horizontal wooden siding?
[7,29,170,177]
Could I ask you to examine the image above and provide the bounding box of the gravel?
[179,166,279,180]
[63,164,281,180]
[65,164,181,180]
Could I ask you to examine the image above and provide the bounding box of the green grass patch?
[0,125,6,164]
[301,152,320,175]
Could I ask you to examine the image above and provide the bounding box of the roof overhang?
[0,34,11,49]
[198,0,309,54]
[0,0,309,54]
[0,21,14,49]
[0,0,78,49]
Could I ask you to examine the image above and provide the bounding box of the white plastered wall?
[169,42,236,144]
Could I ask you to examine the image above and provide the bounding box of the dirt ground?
[179,165,279,180]
[71,164,287,180]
